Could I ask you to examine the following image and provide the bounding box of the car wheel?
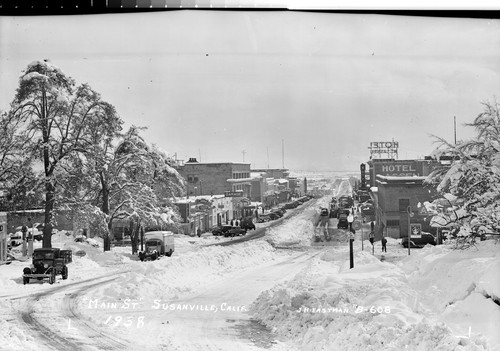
[151,252,158,261]
[23,277,29,285]
[49,271,56,285]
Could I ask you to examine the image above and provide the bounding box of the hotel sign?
[369,141,399,158]
[369,141,398,153]
[375,161,423,177]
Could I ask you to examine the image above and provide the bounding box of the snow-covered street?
[1,196,499,351]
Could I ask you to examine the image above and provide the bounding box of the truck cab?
[139,231,174,261]
[22,248,70,285]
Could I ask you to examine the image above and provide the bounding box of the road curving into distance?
[215,198,322,247]
[14,272,131,351]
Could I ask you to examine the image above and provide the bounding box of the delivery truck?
[138,231,175,261]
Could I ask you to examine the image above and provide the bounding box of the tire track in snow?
[17,272,130,351]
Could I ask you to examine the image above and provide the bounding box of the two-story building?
[173,195,233,235]
[372,175,437,240]
[177,158,253,198]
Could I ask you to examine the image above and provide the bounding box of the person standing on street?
[369,231,374,245]
[381,236,387,252]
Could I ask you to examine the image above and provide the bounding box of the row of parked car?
[211,217,256,237]
[256,196,312,223]
[211,196,313,236]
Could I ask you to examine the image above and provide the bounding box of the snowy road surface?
[96,249,325,350]
[11,272,131,351]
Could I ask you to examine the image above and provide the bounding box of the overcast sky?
[1,11,499,172]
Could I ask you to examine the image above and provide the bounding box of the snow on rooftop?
[377,175,428,181]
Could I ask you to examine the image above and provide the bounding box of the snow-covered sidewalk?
[250,239,500,351]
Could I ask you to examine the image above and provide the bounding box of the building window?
[233,172,250,179]
[399,199,410,212]
[187,175,199,183]
[387,219,400,227]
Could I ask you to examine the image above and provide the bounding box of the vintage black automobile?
[337,209,350,229]
[240,217,256,231]
[22,248,70,285]
[401,233,437,248]
[212,225,247,237]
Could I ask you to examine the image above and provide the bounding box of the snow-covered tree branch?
[426,99,500,246]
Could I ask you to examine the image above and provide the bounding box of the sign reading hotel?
[376,161,423,177]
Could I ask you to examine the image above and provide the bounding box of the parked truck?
[138,231,175,262]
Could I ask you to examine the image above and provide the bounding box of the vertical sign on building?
[360,163,366,189]
[0,212,7,262]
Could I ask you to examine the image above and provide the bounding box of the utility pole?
[281,139,284,168]
[454,116,457,145]
[267,147,270,169]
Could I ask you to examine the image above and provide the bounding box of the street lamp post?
[348,215,355,269]
[407,205,414,256]
[361,222,364,251]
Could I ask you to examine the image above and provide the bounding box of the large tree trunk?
[130,220,139,255]
[104,220,112,252]
[101,172,111,252]
[42,180,55,248]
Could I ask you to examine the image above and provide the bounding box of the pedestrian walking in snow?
[381,236,387,252]
[369,231,374,245]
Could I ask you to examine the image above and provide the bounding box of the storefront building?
[177,158,252,198]
[373,175,436,239]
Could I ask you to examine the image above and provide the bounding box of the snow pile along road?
[78,240,278,309]
[266,198,330,247]
[251,242,499,351]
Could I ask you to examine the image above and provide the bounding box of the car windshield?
[34,253,54,260]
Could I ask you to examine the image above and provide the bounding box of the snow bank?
[266,217,316,247]
[77,240,277,309]
[266,198,327,247]
[396,241,500,349]
[251,246,494,351]
[0,317,39,351]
